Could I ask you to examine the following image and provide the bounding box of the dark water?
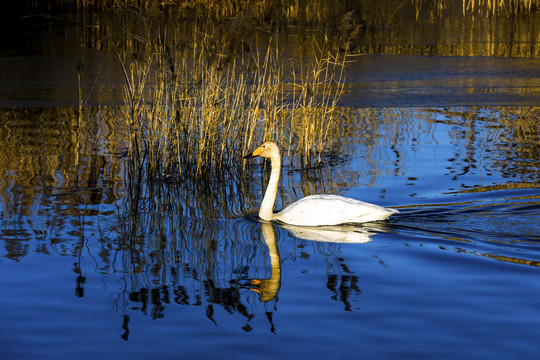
[1,5,540,360]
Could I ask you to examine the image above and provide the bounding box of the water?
[1,4,540,360]
[1,105,538,359]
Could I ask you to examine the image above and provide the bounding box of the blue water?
[1,105,539,359]
[1,5,539,358]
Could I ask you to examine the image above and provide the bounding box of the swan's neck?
[259,154,281,221]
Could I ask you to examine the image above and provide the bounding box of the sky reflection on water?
[0,105,539,359]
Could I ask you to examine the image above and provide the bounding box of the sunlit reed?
[118,13,347,180]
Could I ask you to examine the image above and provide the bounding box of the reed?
[118,12,348,180]
[29,0,540,18]
[461,0,537,15]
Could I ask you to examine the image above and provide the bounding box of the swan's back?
[274,194,398,226]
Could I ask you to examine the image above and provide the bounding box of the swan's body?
[245,141,398,226]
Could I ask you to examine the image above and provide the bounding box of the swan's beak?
[244,145,263,159]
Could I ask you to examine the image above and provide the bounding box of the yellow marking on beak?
[251,145,263,157]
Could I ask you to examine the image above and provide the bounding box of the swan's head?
[244,141,280,160]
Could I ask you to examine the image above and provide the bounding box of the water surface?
[1,5,540,360]
[1,105,538,359]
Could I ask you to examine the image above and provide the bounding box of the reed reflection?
[6,2,539,110]
[341,107,540,188]
[23,2,540,60]
[111,174,379,332]
[0,107,124,260]
[1,106,537,262]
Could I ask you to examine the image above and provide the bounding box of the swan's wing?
[275,194,398,226]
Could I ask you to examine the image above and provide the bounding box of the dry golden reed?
[29,0,539,18]
[118,16,347,179]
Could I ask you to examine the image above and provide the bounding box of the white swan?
[245,141,398,226]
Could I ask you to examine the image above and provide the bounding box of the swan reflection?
[277,223,377,243]
[250,222,281,302]
[250,221,380,302]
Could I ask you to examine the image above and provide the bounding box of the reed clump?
[461,0,538,15]
[119,16,347,180]
[30,0,540,18]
